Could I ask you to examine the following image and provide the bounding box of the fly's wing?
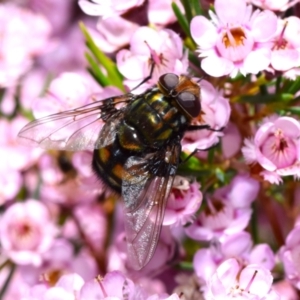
[18,94,135,151]
[122,143,181,270]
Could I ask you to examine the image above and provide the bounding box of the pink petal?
[228,175,259,207]
[243,48,271,74]
[201,55,234,77]
[271,49,299,71]
[116,50,145,80]
[285,17,300,48]
[78,0,108,16]
[193,249,216,280]
[216,258,240,287]
[222,231,252,257]
[130,27,162,55]
[274,117,300,138]
[56,273,84,292]
[285,227,300,247]
[250,244,275,270]
[214,0,247,24]
[190,16,217,49]
[222,122,242,158]
[239,264,273,297]
[261,170,282,184]
[251,10,277,41]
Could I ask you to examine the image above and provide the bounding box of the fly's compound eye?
[177,91,201,118]
[159,73,179,92]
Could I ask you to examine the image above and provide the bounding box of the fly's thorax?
[121,89,188,150]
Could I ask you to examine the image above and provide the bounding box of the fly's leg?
[186,125,225,132]
[130,57,155,92]
[181,125,224,164]
[181,143,220,164]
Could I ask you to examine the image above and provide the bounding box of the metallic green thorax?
[120,87,188,151]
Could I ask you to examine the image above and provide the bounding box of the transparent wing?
[18,94,135,151]
[122,143,181,270]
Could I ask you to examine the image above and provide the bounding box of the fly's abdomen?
[92,139,128,193]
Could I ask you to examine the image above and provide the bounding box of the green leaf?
[239,93,293,103]
[287,77,300,94]
[172,2,190,38]
[85,52,110,87]
[215,168,225,182]
[176,261,193,270]
[180,0,192,22]
[191,0,204,16]
[285,106,300,115]
[79,22,124,91]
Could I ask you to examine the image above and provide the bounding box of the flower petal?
[243,48,271,74]
[201,55,234,77]
[214,0,247,24]
[251,10,277,42]
[190,16,217,49]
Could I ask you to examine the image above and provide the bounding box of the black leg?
[181,142,219,164]
[187,125,225,132]
[130,60,155,92]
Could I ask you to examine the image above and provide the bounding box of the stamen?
[244,270,258,293]
[272,21,288,50]
[96,275,108,297]
[223,27,246,48]
[144,41,161,65]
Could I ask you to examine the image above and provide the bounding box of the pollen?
[222,27,246,48]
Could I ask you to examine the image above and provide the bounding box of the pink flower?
[39,24,87,74]
[0,167,22,205]
[78,0,145,18]
[279,226,300,289]
[39,152,102,205]
[193,231,275,283]
[110,228,178,275]
[205,258,279,299]
[18,239,98,285]
[163,179,202,226]
[25,0,74,35]
[186,175,259,241]
[0,3,51,88]
[190,0,277,77]
[74,204,107,253]
[32,72,102,118]
[0,117,42,171]
[182,80,231,153]
[80,271,147,299]
[242,116,300,184]
[221,122,242,158]
[0,200,58,266]
[194,232,253,283]
[94,16,139,53]
[270,17,300,72]
[44,273,85,300]
[116,27,188,92]
[272,280,298,300]
[148,0,183,27]
[249,0,300,11]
